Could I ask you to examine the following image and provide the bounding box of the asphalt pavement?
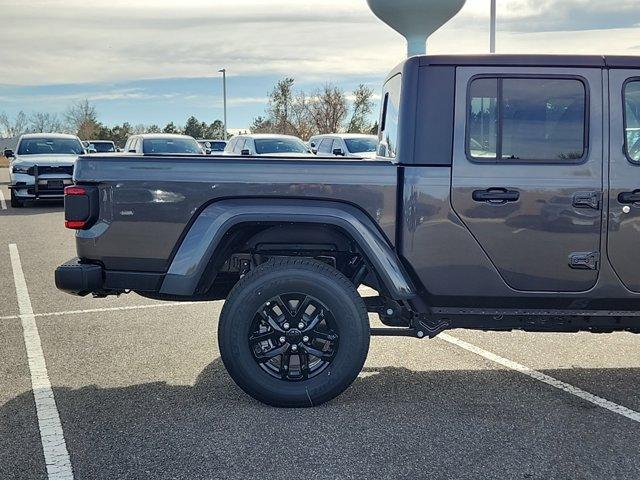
[0,167,639,480]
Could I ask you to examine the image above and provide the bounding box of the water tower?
[367,0,467,56]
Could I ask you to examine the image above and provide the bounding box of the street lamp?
[218,68,228,141]
[490,0,496,53]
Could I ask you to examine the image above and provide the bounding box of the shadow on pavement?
[2,361,639,480]
[2,200,63,217]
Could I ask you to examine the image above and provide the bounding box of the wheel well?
[196,222,382,299]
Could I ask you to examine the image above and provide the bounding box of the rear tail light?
[64,185,98,230]
[65,186,86,197]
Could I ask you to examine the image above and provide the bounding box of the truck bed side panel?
[74,157,398,272]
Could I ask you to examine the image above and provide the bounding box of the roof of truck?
[416,54,640,68]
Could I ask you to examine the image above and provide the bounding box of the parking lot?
[0,166,639,480]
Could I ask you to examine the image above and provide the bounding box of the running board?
[371,327,426,338]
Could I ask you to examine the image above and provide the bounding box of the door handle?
[472,188,520,203]
[618,191,640,204]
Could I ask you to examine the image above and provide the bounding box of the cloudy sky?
[2,0,640,130]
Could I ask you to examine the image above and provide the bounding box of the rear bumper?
[55,258,165,296]
[55,258,103,296]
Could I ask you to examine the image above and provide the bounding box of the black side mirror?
[4,149,14,158]
[241,149,251,156]
[333,148,344,156]
[128,149,136,153]
[205,148,212,155]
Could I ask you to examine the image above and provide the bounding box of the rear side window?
[624,80,640,163]
[378,74,402,158]
[317,138,333,154]
[467,77,587,163]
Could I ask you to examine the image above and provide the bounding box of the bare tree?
[308,84,348,134]
[132,124,148,135]
[289,92,315,140]
[29,112,63,133]
[0,111,28,137]
[65,99,99,139]
[346,84,375,133]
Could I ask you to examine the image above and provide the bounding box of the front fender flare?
[159,199,415,300]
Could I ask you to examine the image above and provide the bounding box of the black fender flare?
[159,199,416,300]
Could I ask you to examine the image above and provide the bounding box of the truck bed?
[73,154,399,273]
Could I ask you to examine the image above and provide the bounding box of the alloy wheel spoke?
[249,330,277,347]
[302,344,335,361]
[258,310,285,333]
[299,352,310,380]
[292,296,313,323]
[275,295,297,320]
[311,329,338,343]
[255,343,288,363]
[302,312,323,333]
[280,352,292,378]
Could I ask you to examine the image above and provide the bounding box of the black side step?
[371,328,425,338]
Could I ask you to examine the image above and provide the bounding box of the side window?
[624,80,640,163]
[467,77,587,163]
[317,138,332,154]
[378,74,402,158]
[332,139,343,154]
[233,138,244,154]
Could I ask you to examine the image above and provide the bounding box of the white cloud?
[1,0,640,87]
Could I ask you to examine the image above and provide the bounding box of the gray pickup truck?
[56,54,640,407]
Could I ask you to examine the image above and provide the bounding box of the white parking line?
[0,189,6,210]
[439,332,640,424]
[35,301,205,318]
[9,244,74,480]
[0,301,208,323]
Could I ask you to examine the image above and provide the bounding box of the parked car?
[198,139,227,153]
[309,134,378,158]
[6,133,84,207]
[87,140,117,153]
[124,134,204,154]
[224,134,313,156]
[57,54,640,407]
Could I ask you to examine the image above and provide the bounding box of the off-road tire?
[218,257,370,407]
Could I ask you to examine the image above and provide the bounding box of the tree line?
[251,79,378,138]
[0,101,229,147]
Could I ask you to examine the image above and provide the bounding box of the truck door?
[608,70,640,292]
[451,67,603,292]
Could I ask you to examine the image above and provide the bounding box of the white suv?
[309,134,378,159]
[224,134,313,157]
[6,133,85,207]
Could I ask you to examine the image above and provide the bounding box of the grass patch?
[0,156,8,168]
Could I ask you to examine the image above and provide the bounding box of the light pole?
[490,0,496,53]
[218,68,228,141]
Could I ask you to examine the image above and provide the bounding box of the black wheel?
[218,258,370,407]
[10,190,23,208]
